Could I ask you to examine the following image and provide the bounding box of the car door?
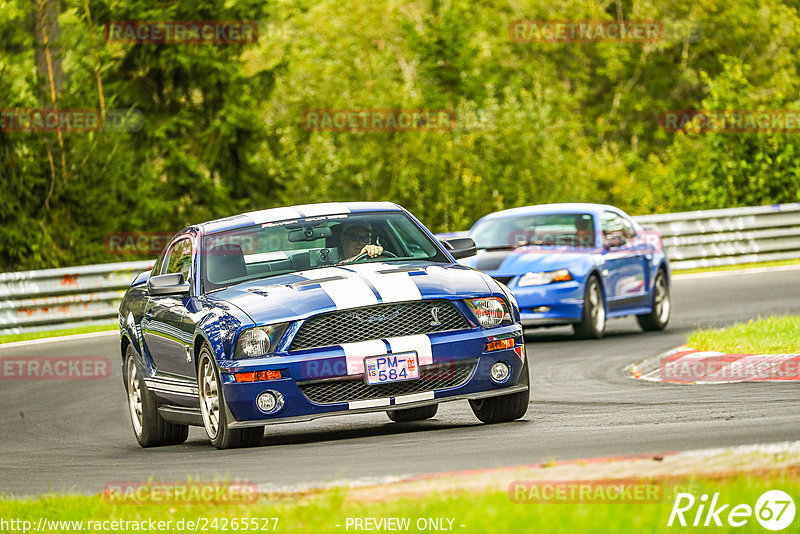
[600,211,648,312]
[141,237,197,378]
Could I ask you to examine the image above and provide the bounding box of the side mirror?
[148,273,190,296]
[440,237,477,259]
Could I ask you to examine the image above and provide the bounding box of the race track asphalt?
[1,267,798,495]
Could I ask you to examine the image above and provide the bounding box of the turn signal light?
[235,370,282,383]
[486,338,515,352]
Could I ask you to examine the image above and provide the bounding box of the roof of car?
[198,201,403,234]
[473,203,622,223]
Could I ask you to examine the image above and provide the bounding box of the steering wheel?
[351,250,398,263]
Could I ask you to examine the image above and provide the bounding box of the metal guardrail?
[635,203,800,270]
[1,203,798,335]
[0,261,153,335]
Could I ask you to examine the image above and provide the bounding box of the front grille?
[288,300,470,351]
[298,359,477,404]
[492,276,514,285]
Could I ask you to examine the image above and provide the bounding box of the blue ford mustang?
[459,203,670,338]
[119,202,529,449]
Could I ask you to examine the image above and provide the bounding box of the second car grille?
[297,359,477,404]
[288,300,470,351]
[492,276,514,285]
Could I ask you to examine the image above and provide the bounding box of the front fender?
[196,297,256,364]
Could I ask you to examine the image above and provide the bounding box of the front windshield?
[201,212,448,291]
[470,213,596,250]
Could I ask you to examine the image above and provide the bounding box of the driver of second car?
[339,221,383,263]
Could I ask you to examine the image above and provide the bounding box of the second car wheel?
[636,269,671,331]
[573,275,605,339]
[386,404,438,422]
[197,346,264,449]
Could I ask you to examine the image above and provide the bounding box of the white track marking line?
[673,264,800,280]
[0,330,118,350]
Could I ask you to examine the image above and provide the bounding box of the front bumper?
[512,280,584,326]
[219,324,526,428]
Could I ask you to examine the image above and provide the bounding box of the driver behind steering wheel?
[339,221,383,263]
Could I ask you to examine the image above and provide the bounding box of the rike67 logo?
[668,490,795,531]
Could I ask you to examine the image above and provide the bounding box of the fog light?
[490,362,510,384]
[256,390,284,414]
[532,306,550,313]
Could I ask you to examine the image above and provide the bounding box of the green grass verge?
[673,258,800,274]
[1,471,797,533]
[0,324,117,344]
[688,315,800,354]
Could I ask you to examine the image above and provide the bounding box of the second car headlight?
[517,269,572,287]
[234,323,290,359]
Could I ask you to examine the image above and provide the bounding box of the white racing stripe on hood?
[348,263,422,303]
[341,339,387,375]
[299,268,379,310]
[385,334,433,366]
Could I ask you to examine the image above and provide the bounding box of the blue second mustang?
[119,202,528,449]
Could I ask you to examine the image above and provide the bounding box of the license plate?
[364,352,420,385]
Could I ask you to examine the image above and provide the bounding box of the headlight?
[517,269,572,287]
[234,323,290,359]
[466,297,513,328]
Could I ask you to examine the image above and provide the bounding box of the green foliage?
[2,0,800,270]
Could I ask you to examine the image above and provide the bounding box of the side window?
[151,248,168,278]
[619,216,636,240]
[164,238,193,280]
[601,212,628,247]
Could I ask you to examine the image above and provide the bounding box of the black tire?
[573,275,606,339]
[197,346,264,449]
[469,360,530,424]
[386,404,438,422]
[124,345,189,448]
[637,269,671,331]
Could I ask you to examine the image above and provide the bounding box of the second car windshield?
[470,213,596,250]
[201,212,447,290]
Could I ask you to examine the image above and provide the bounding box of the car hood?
[460,247,599,275]
[206,261,493,326]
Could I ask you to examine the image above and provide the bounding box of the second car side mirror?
[439,237,477,259]
[148,273,190,296]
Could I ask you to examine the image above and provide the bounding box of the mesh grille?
[289,300,470,351]
[298,360,477,405]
